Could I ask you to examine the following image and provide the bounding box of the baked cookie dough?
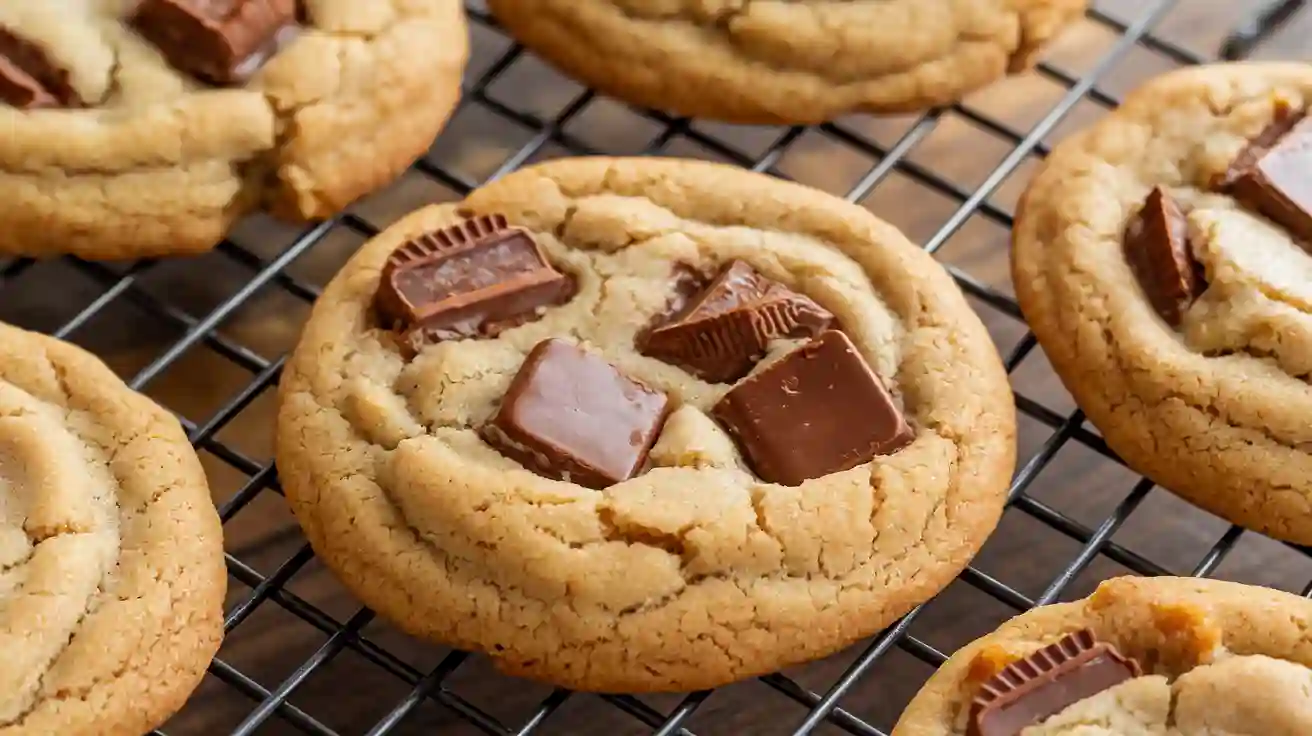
[0,323,226,735]
[1013,64,1312,544]
[276,156,1016,691]
[0,0,467,259]
[485,0,1088,123]
[892,576,1312,736]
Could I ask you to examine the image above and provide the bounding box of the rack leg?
[1221,0,1306,59]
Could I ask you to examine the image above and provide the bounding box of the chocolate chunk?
[711,330,912,486]
[1123,187,1205,327]
[1214,100,1303,191]
[375,214,573,349]
[0,27,78,109]
[482,339,672,489]
[131,0,299,85]
[1217,107,1312,242]
[641,260,833,383]
[968,629,1142,736]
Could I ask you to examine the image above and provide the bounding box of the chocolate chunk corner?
[968,629,1141,736]
[711,330,912,486]
[1214,99,1304,191]
[1216,105,1312,243]
[1123,186,1205,327]
[641,260,833,383]
[0,26,80,109]
[375,214,573,349]
[131,0,300,85]
[481,339,672,489]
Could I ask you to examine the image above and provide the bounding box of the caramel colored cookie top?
[892,577,1312,736]
[486,0,1087,122]
[0,0,467,258]
[1012,64,1312,544]
[276,156,1016,691]
[0,323,225,736]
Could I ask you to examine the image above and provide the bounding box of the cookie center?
[1178,203,1312,378]
[1122,104,1312,383]
[365,199,915,491]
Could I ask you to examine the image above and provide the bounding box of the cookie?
[276,156,1016,691]
[0,0,468,260]
[1012,64,1312,544]
[892,576,1312,735]
[0,323,226,735]
[484,0,1087,124]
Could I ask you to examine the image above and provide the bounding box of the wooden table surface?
[3,2,1311,735]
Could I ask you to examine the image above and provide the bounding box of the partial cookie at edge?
[1011,63,1312,544]
[0,322,225,736]
[0,0,468,259]
[891,577,1312,736]
[485,0,1087,123]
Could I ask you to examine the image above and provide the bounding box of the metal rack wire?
[1222,0,1305,59]
[1,2,1308,735]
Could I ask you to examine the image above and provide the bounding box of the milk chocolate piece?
[1123,187,1205,327]
[968,630,1142,736]
[1214,100,1303,191]
[711,330,912,486]
[482,340,672,489]
[131,0,299,85]
[641,260,833,383]
[1218,107,1312,242]
[0,27,78,109]
[375,214,573,349]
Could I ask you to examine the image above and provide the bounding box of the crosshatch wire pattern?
[1,2,1309,735]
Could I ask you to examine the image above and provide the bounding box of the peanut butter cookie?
[485,0,1087,123]
[276,157,1016,691]
[893,576,1312,736]
[1013,64,1312,544]
[0,0,467,259]
[0,322,226,736]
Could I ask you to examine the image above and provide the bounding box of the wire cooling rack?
[1,2,1309,735]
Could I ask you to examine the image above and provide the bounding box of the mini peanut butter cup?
[375,214,573,349]
[641,260,832,383]
[968,629,1141,736]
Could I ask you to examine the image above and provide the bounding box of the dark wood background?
[3,2,1311,734]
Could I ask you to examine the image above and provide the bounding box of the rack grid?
[2,2,1308,735]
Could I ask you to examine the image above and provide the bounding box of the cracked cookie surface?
[0,0,467,259]
[0,322,226,736]
[1013,64,1312,544]
[275,156,1016,691]
[892,576,1312,736]
[485,0,1087,123]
